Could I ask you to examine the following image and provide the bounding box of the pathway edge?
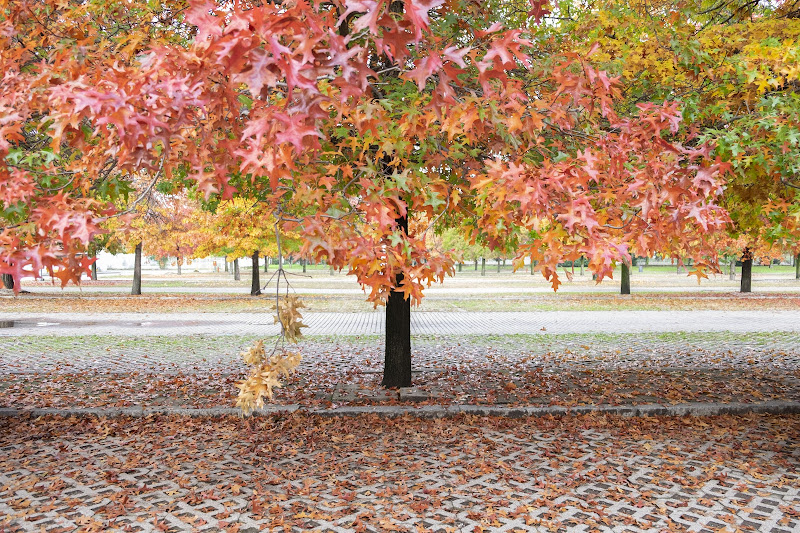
[1,400,798,419]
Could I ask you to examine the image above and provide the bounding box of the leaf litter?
[1,333,797,410]
[0,413,798,532]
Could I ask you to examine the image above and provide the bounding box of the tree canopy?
[1,0,729,296]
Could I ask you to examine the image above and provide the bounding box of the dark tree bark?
[224,260,229,273]
[383,214,411,388]
[234,258,240,281]
[795,253,800,280]
[90,258,98,281]
[265,257,269,273]
[621,261,631,295]
[2,273,13,290]
[481,258,486,276]
[729,258,736,280]
[131,242,142,295]
[474,259,477,270]
[740,248,752,293]
[177,258,182,276]
[496,258,501,273]
[458,262,462,272]
[302,258,307,273]
[251,251,261,295]
[579,256,584,276]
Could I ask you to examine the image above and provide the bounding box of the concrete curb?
[1,400,798,419]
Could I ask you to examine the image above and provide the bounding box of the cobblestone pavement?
[1,414,799,532]
[2,309,800,336]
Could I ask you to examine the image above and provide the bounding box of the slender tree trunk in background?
[496,258,501,273]
[330,264,334,275]
[474,259,477,271]
[302,258,307,273]
[383,214,411,388]
[729,258,736,280]
[795,253,800,279]
[131,242,142,295]
[251,251,261,296]
[90,257,98,281]
[458,262,462,272]
[177,258,181,276]
[530,260,534,275]
[224,260,228,273]
[580,256,584,276]
[740,248,752,293]
[481,258,486,276]
[621,262,631,295]
[234,258,240,281]
[2,273,13,290]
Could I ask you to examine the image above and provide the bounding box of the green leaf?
[424,191,446,210]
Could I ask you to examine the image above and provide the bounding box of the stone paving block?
[331,384,398,402]
[398,387,449,402]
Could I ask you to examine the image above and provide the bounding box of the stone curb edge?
[0,400,798,419]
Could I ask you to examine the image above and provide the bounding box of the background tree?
[195,198,300,295]
[551,0,800,291]
[439,228,490,273]
[141,193,209,276]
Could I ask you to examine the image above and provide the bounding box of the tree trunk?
[474,259,477,271]
[481,258,486,276]
[234,258,240,281]
[458,262,462,272]
[224,260,229,273]
[621,261,631,295]
[740,248,752,293]
[2,273,13,290]
[131,242,142,295]
[251,251,261,295]
[383,215,411,388]
[496,258,501,273]
[795,253,800,280]
[579,256,584,277]
[729,258,736,280]
[177,258,181,276]
[302,258,307,273]
[90,258,98,281]
[530,260,534,275]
